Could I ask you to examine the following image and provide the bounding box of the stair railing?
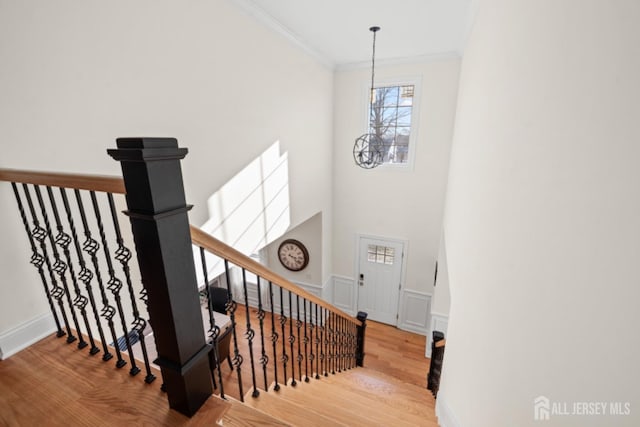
[190,225,365,402]
[0,136,367,416]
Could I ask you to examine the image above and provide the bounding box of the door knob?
[359,273,364,286]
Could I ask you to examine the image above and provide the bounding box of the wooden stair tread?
[220,397,292,426]
[318,368,436,410]
[309,372,437,422]
[247,375,437,427]
[242,387,348,427]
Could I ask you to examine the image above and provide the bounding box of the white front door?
[357,236,404,325]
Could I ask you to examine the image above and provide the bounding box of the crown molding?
[230,0,336,70]
[336,51,461,72]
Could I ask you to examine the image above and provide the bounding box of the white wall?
[332,59,460,306]
[0,0,333,340]
[439,1,640,426]
[265,212,324,288]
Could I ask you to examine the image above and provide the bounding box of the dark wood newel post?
[107,137,212,417]
[356,311,367,367]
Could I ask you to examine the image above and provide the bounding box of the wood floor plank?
[1,303,437,426]
[221,397,292,427]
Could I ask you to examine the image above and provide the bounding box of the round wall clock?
[277,239,309,272]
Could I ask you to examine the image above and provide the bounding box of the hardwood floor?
[0,305,434,426]
[215,305,430,400]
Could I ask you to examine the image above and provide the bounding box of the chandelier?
[353,26,383,169]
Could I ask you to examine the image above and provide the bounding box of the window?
[368,83,416,166]
[367,244,395,265]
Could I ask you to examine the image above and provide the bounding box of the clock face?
[278,239,309,272]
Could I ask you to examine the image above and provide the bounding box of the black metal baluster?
[268,281,280,391]
[336,314,341,373]
[11,183,64,338]
[30,185,75,343]
[45,186,87,349]
[279,286,288,385]
[223,260,244,401]
[314,304,320,379]
[256,277,269,391]
[341,316,346,372]
[342,318,349,370]
[107,193,155,382]
[295,295,303,383]
[324,309,330,376]
[329,311,335,375]
[339,317,344,372]
[309,302,315,379]
[353,321,358,368]
[90,191,131,370]
[59,188,100,355]
[241,269,260,398]
[199,248,223,396]
[288,291,297,387]
[74,189,113,361]
[335,314,340,373]
[303,298,309,382]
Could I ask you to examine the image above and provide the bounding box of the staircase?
[221,368,437,426]
[0,139,437,426]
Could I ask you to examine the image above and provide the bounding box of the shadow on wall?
[194,141,291,284]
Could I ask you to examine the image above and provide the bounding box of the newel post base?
[108,137,212,417]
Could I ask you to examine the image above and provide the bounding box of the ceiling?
[231,0,474,68]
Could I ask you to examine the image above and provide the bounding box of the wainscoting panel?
[426,313,449,358]
[331,276,356,316]
[398,290,431,335]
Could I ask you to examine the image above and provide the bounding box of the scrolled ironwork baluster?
[30,184,75,343]
[90,191,132,370]
[316,304,324,380]
[45,186,87,349]
[328,311,335,375]
[303,298,309,382]
[342,316,347,372]
[351,321,357,368]
[288,290,297,387]
[295,295,303,383]
[223,260,244,401]
[308,302,315,379]
[322,308,328,377]
[256,277,269,391]
[199,248,223,396]
[11,183,64,338]
[240,269,260,398]
[59,188,101,355]
[279,286,288,385]
[74,189,113,361]
[268,281,280,391]
[107,194,155,382]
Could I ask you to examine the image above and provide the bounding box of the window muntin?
[368,84,416,165]
[367,244,395,265]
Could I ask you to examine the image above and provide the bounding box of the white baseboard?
[0,312,56,360]
[436,396,462,427]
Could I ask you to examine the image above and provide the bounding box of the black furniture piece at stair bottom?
[207,284,234,371]
[208,285,231,315]
[427,330,446,398]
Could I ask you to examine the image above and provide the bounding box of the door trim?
[354,233,408,325]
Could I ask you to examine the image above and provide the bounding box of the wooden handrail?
[0,168,125,194]
[190,225,361,326]
[0,167,360,325]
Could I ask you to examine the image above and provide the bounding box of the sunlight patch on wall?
[194,141,291,284]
